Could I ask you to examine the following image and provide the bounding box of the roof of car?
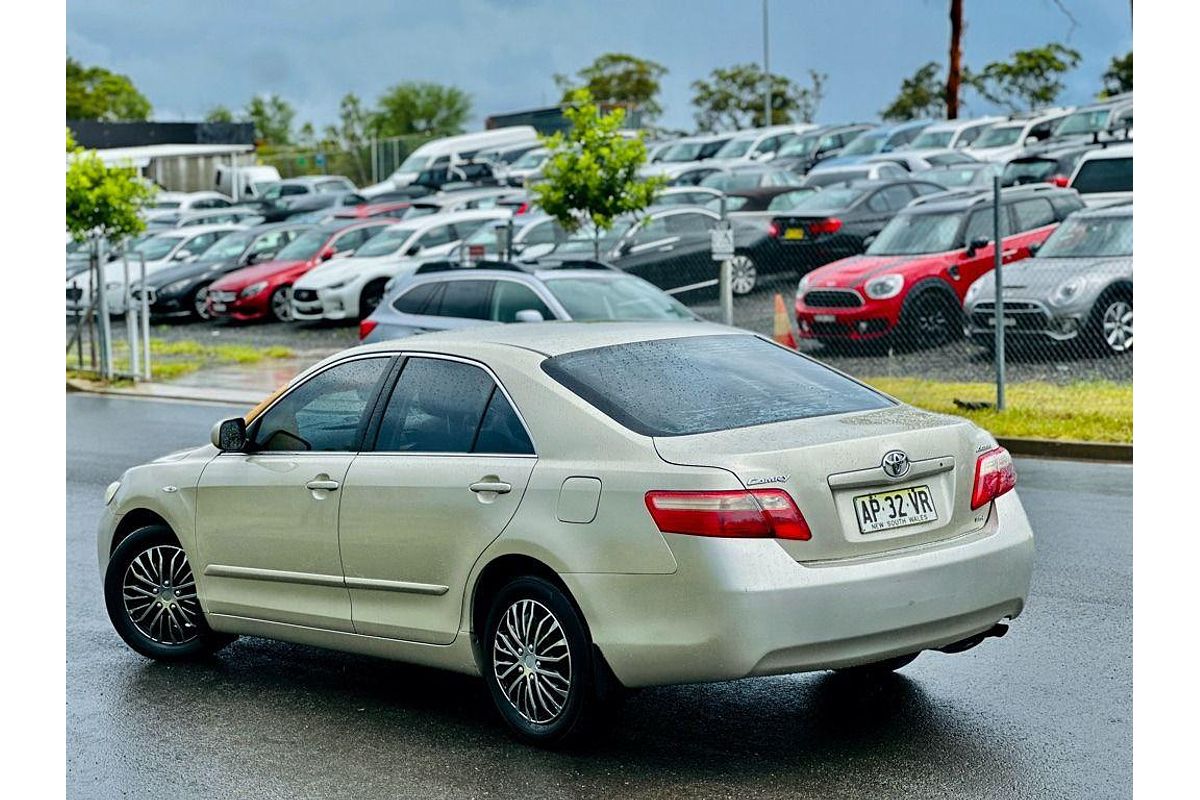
[147,223,241,237]
[279,175,354,186]
[353,320,740,359]
[1076,143,1133,160]
[1071,202,1132,218]
[919,116,1003,132]
[904,183,1078,213]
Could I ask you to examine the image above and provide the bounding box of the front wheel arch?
[110,508,171,555]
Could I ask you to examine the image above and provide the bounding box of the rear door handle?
[470,481,512,494]
[306,479,340,491]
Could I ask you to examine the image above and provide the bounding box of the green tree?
[882,62,948,120]
[1100,51,1132,97]
[555,52,668,122]
[245,94,296,146]
[690,64,826,131]
[204,105,235,123]
[372,82,471,137]
[967,43,1082,112]
[531,89,663,260]
[65,129,154,246]
[66,57,151,121]
[322,93,374,184]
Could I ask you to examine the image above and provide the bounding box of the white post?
[124,250,139,379]
[140,252,151,381]
[762,0,772,126]
[95,237,114,380]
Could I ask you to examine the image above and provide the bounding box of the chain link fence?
[255,134,433,188]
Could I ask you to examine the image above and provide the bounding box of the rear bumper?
[564,491,1033,688]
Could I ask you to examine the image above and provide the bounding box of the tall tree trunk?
[947,0,964,119]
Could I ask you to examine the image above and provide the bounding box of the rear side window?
[542,335,892,437]
[393,282,443,315]
[438,280,492,319]
[490,281,552,322]
[964,207,1010,243]
[1012,198,1056,231]
[1072,157,1132,194]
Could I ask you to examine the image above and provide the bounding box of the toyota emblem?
[881,450,910,479]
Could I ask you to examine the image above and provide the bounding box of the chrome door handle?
[470,481,512,494]
[306,479,340,491]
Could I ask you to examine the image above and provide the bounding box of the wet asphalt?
[66,394,1131,799]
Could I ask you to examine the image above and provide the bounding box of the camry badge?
[881,450,910,479]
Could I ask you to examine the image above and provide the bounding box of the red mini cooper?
[794,185,1085,347]
[207,219,392,323]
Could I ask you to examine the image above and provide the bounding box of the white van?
[362,126,540,194]
[214,164,282,201]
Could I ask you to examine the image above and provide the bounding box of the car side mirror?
[1027,242,1041,257]
[862,234,877,248]
[964,237,990,258]
[1024,136,1038,146]
[319,247,335,262]
[211,417,247,451]
[406,243,422,256]
[514,309,545,323]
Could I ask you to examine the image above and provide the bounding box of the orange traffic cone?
[773,292,797,349]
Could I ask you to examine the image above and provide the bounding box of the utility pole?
[947,0,964,119]
[762,0,772,126]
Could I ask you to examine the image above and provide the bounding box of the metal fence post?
[719,194,733,326]
[140,252,151,381]
[94,237,114,381]
[992,175,1006,411]
[123,250,139,379]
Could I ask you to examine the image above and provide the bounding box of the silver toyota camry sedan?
[98,322,1033,746]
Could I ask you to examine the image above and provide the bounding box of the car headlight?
[104,481,121,506]
[864,274,904,300]
[964,278,985,306]
[240,281,268,298]
[1049,276,1086,307]
[797,274,812,298]
[326,281,347,291]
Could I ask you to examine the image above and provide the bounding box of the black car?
[1002,143,1104,188]
[767,178,945,271]
[131,223,312,320]
[250,176,364,222]
[771,124,875,174]
[412,160,499,190]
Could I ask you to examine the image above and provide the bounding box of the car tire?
[482,576,607,747]
[191,285,213,321]
[359,279,389,320]
[897,288,960,350]
[834,652,919,678]
[103,525,235,661]
[728,255,758,296]
[269,285,293,322]
[1089,288,1132,356]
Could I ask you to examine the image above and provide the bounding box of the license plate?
[853,485,938,534]
[211,303,227,312]
[784,227,806,240]
[814,314,836,323]
[986,316,1016,327]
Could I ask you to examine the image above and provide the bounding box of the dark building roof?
[67,120,256,150]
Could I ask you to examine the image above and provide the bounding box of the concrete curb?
[998,436,1132,463]
[66,379,263,408]
[68,379,1133,464]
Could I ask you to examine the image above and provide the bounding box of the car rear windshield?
[543,276,694,321]
[911,130,954,149]
[786,186,865,211]
[1071,157,1132,194]
[541,334,892,437]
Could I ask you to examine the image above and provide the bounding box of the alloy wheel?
[1102,299,1133,353]
[729,256,757,295]
[271,286,293,322]
[492,598,572,725]
[122,545,202,645]
[193,286,211,320]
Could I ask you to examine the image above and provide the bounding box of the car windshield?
[1002,159,1058,185]
[840,130,888,156]
[1036,214,1132,258]
[659,141,705,162]
[911,130,954,149]
[777,133,823,158]
[275,229,331,261]
[804,170,868,189]
[1055,109,1111,136]
[701,171,778,191]
[867,211,964,255]
[788,187,865,212]
[397,153,432,173]
[554,223,629,255]
[714,137,755,158]
[542,334,892,437]
[929,167,985,187]
[544,276,694,321]
[354,227,418,257]
[974,125,1024,148]
[198,231,253,261]
[150,201,181,210]
[135,236,184,261]
[512,150,548,169]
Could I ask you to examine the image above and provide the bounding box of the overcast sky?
[67,0,1132,133]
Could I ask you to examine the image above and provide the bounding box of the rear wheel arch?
[471,554,579,644]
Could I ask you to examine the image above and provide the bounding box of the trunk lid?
[653,405,996,562]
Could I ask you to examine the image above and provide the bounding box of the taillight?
[644,489,811,541]
[515,202,530,215]
[1049,175,1069,188]
[358,318,378,341]
[767,221,781,238]
[971,446,1017,509]
[807,218,843,235]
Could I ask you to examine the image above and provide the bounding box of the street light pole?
[763,0,771,125]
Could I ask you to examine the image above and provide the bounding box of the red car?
[332,200,412,221]
[794,185,1085,346]
[207,220,392,322]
